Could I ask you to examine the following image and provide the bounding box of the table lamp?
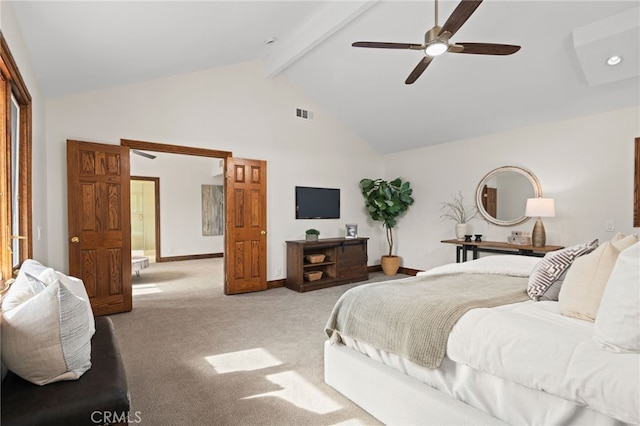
[525,198,555,247]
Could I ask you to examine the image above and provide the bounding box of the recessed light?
[606,55,622,66]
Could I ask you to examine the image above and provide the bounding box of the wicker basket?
[304,271,323,282]
[305,254,326,264]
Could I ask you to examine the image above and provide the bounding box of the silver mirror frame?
[475,166,542,226]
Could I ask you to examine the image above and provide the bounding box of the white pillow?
[1,276,93,385]
[559,234,638,322]
[39,267,95,335]
[593,242,640,353]
[1,259,48,312]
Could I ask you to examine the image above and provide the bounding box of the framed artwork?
[202,184,224,236]
[345,223,358,239]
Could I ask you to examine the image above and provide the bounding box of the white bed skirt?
[324,340,505,425]
[324,340,628,426]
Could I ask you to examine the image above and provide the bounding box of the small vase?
[455,223,467,240]
[305,234,318,242]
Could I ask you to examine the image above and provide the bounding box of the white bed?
[324,248,640,426]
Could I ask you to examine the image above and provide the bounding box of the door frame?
[1,33,33,280]
[121,138,232,267]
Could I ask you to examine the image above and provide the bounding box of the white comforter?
[449,301,639,424]
[418,254,541,278]
[421,256,640,425]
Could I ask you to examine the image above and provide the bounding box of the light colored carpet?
[109,258,407,426]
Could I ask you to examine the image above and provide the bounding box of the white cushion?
[593,242,640,352]
[559,234,638,322]
[1,274,93,385]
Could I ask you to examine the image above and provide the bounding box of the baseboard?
[367,265,423,276]
[157,252,223,262]
[267,279,286,289]
[399,266,423,276]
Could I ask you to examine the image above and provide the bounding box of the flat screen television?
[295,186,340,219]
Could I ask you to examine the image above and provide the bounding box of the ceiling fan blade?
[453,43,521,55]
[405,56,434,84]
[439,0,483,38]
[352,41,423,50]
[132,149,157,160]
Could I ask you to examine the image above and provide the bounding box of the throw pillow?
[38,268,95,335]
[526,239,598,301]
[1,277,93,385]
[559,234,638,322]
[593,242,640,352]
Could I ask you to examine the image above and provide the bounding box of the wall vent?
[296,108,314,120]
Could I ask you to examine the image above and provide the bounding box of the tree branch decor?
[440,191,478,224]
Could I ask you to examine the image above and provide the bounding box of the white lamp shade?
[525,198,555,217]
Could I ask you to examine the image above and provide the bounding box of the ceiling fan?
[352,0,521,84]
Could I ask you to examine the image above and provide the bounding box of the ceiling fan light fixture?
[425,41,448,57]
[606,55,622,66]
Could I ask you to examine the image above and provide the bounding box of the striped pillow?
[527,239,598,301]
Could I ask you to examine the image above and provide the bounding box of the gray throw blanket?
[325,272,529,369]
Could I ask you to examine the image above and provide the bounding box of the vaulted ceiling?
[9,0,640,154]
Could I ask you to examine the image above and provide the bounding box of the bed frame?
[324,341,505,425]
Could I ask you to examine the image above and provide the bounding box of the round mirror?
[475,166,542,226]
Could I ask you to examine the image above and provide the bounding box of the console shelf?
[286,238,368,292]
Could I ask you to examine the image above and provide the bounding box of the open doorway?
[123,139,231,287]
[122,139,267,294]
[129,150,226,262]
[131,177,159,263]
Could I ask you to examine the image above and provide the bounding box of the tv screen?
[296,186,340,219]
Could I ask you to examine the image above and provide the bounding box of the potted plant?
[360,177,414,275]
[440,191,479,240]
[305,228,320,242]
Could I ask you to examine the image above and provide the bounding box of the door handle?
[71,236,80,243]
[261,230,266,235]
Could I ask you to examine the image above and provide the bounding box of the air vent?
[296,108,314,120]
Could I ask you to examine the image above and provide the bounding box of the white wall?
[384,106,640,271]
[1,2,48,263]
[130,152,223,257]
[44,60,385,279]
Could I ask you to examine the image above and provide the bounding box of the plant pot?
[381,255,400,276]
[305,234,318,242]
[455,223,468,240]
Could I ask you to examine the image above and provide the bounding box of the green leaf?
[389,178,401,187]
[358,177,414,254]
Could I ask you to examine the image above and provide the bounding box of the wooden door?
[225,158,267,294]
[482,185,497,218]
[67,140,132,315]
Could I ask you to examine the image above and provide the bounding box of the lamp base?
[532,218,546,247]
